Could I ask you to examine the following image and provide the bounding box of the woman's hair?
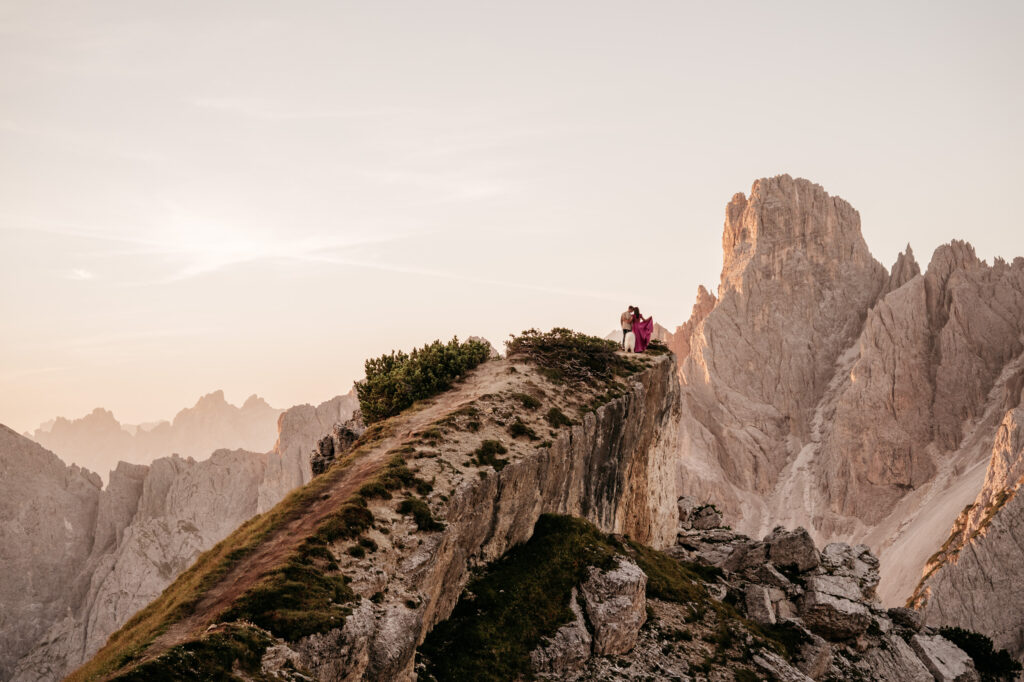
[632,307,641,319]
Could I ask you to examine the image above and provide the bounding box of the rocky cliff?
[70,342,684,681]
[0,394,356,682]
[667,175,1024,611]
[418,510,1011,681]
[910,381,1024,659]
[31,390,284,478]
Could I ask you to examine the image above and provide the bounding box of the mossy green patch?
[418,514,621,681]
[220,556,355,641]
[110,624,273,682]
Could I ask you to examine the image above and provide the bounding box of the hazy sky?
[2,1,1022,435]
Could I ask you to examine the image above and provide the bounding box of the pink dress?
[632,317,654,352]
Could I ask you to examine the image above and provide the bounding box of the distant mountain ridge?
[0,391,358,682]
[31,390,283,479]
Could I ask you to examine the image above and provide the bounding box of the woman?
[631,306,654,353]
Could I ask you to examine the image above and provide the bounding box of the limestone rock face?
[4,393,358,682]
[579,559,647,656]
[910,634,980,682]
[0,426,101,682]
[912,396,1024,659]
[259,392,358,513]
[665,175,1024,615]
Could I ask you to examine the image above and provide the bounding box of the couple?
[620,306,653,353]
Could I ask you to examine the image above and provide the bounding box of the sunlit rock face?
[666,175,1024,610]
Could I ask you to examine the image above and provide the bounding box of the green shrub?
[938,627,1022,681]
[506,328,639,386]
[545,407,573,428]
[111,624,273,682]
[508,418,539,440]
[356,337,491,424]
[472,440,508,470]
[397,498,445,532]
[510,392,542,410]
[220,559,354,641]
[316,502,374,543]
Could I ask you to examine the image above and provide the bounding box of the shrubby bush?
[356,337,491,424]
[505,328,639,386]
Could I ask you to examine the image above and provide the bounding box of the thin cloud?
[68,268,95,280]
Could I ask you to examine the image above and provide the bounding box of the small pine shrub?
[356,338,491,424]
[545,407,573,428]
[472,440,508,470]
[506,328,639,387]
[508,418,539,440]
[397,498,444,532]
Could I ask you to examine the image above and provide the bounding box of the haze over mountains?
[29,391,284,479]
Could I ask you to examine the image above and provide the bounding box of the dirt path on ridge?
[138,359,515,665]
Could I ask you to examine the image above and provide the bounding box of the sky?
[1,1,1022,434]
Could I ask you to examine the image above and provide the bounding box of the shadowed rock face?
[911,393,1024,659]
[2,394,357,682]
[667,175,1024,611]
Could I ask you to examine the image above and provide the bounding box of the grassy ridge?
[67,429,390,682]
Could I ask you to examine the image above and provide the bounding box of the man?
[620,306,634,350]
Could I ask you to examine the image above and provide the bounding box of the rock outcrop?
[0,426,102,682]
[2,394,357,682]
[910,386,1024,659]
[666,175,1024,613]
[31,390,284,479]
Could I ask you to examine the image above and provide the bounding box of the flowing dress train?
[632,317,654,352]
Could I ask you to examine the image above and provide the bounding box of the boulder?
[820,542,880,597]
[752,650,815,681]
[765,526,820,573]
[676,496,697,529]
[691,505,724,530]
[887,606,924,632]
[530,587,592,675]
[579,559,647,656]
[794,629,832,679]
[744,584,776,625]
[800,576,872,640]
[909,634,980,682]
[723,541,768,574]
[855,634,933,682]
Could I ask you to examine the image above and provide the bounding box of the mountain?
[31,391,284,479]
[909,380,1024,659]
[65,330,1018,681]
[665,175,1024,611]
[15,174,1024,679]
[1,392,357,682]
